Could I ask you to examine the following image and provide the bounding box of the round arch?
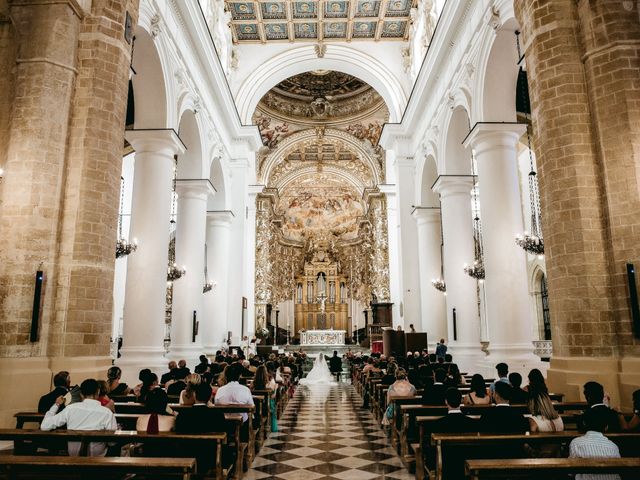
[261,128,382,186]
[236,44,407,124]
[176,109,205,178]
[440,106,472,175]
[416,154,440,207]
[276,165,367,193]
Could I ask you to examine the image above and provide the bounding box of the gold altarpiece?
[294,248,349,334]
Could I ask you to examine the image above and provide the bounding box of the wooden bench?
[0,455,196,479]
[0,429,228,480]
[465,457,640,479]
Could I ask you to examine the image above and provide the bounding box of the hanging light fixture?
[202,244,215,293]
[464,154,485,281]
[513,31,544,259]
[432,212,447,293]
[115,176,137,258]
[167,156,186,283]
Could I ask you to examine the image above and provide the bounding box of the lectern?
[382,329,405,357]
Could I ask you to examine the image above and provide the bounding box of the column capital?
[207,210,234,228]
[432,175,475,196]
[462,122,527,152]
[175,179,215,200]
[125,128,186,156]
[411,206,441,225]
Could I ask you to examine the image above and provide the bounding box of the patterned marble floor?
[245,382,413,480]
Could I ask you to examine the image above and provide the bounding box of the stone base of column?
[480,343,546,378]
[448,342,487,375]
[0,356,112,428]
[547,356,639,411]
[116,347,168,386]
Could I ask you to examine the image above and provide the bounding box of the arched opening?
[443,107,472,175]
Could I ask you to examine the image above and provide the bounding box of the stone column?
[378,186,400,324]
[412,207,447,345]
[202,210,234,352]
[433,176,482,369]
[464,123,540,371]
[169,180,215,360]
[245,186,262,336]
[118,130,185,373]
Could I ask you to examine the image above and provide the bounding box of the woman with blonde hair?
[383,368,416,426]
[528,391,563,432]
[179,373,202,406]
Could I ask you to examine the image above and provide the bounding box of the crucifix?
[316,292,327,313]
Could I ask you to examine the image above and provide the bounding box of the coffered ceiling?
[225,0,416,43]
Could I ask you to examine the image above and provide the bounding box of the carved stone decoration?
[314,43,327,58]
[150,13,162,38]
[367,194,391,302]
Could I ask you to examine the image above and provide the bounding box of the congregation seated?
[464,374,491,405]
[214,363,255,426]
[422,368,447,405]
[431,388,478,433]
[479,381,529,433]
[528,389,564,432]
[380,362,397,385]
[160,361,178,385]
[41,378,117,456]
[626,389,640,431]
[194,354,209,375]
[38,371,72,414]
[524,368,548,394]
[174,359,191,380]
[387,368,416,402]
[579,381,626,433]
[106,366,130,396]
[137,387,176,432]
[96,380,115,413]
[490,362,510,397]
[137,371,159,403]
[509,372,529,404]
[178,373,203,406]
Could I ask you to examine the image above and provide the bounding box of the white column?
[169,180,214,361]
[412,207,447,346]
[433,175,483,369]
[380,185,402,326]
[202,210,234,352]
[244,186,262,336]
[118,129,185,376]
[464,123,539,370]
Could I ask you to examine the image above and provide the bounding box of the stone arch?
[261,128,382,186]
[529,261,549,341]
[417,154,440,207]
[176,109,205,179]
[130,26,170,129]
[208,155,228,210]
[236,44,407,124]
[441,106,472,175]
[276,165,366,193]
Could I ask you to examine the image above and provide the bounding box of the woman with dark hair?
[137,372,158,404]
[445,363,465,388]
[251,365,271,392]
[525,368,548,395]
[107,366,130,396]
[136,388,175,433]
[463,374,491,405]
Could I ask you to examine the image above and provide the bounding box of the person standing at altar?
[329,351,343,382]
[241,336,249,358]
[249,336,259,357]
[409,324,416,333]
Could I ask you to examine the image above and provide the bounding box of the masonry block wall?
[515,0,640,406]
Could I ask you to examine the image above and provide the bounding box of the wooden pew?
[0,455,197,480]
[430,431,640,480]
[464,457,640,479]
[0,429,228,480]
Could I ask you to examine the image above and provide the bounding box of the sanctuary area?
[0,0,639,478]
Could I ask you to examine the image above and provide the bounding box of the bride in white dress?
[299,353,337,385]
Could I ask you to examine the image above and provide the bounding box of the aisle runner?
[245,383,413,479]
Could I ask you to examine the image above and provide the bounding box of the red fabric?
[372,341,384,354]
[98,396,110,407]
[146,413,159,434]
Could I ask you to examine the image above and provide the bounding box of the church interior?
[0,0,639,478]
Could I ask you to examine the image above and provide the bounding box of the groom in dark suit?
[329,351,343,382]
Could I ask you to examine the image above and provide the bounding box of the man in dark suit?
[329,351,343,382]
[508,372,529,405]
[422,368,448,405]
[579,381,625,433]
[431,388,478,433]
[194,355,210,374]
[176,383,225,433]
[160,361,178,385]
[38,371,71,413]
[479,381,529,433]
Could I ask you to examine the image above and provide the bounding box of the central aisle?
[245,382,413,479]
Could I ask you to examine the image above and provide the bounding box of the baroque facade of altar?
[300,330,346,346]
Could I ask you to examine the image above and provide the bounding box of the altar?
[300,329,346,346]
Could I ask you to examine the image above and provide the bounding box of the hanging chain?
[470,150,483,263]
[118,176,125,239]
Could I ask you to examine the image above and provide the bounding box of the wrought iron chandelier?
[202,248,215,293]
[432,215,446,293]
[431,278,446,293]
[167,156,186,283]
[464,154,485,281]
[115,176,137,258]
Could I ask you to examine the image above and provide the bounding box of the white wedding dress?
[299,353,337,385]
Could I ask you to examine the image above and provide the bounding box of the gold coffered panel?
[226,0,416,43]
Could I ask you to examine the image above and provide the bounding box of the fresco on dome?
[228,2,256,20]
[385,0,412,17]
[324,22,347,38]
[352,21,377,38]
[293,1,317,18]
[265,23,288,40]
[235,23,260,40]
[324,1,349,18]
[294,22,317,38]
[278,175,364,242]
[345,121,384,146]
[254,111,294,149]
[261,2,287,20]
[381,20,406,37]
[356,0,381,17]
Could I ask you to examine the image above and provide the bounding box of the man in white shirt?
[41,378,117,456]
[570,409,621,480]
[215,363,254,424]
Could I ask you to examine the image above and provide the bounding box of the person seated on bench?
[179,374,203,406]
[161,361,178,385]
[106,366,130,396]
[138,388,176,433]
[528,389,563,432]
[490,363,511,399]
[214,362,255,440]
[422,368,447,405]
[431,388,478,433]
[626,389,640,431]
[41,378,117,456]
[138,371,159,404]
[176,384,224,433]
[464,374,491,406]
[524,368,548,395]
[38,371,71,413]
[579,381,625,433]
[570,407,622,480]
[509,372,529,404]
[479,381,529,433]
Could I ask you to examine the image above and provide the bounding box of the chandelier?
[432,216,446,293]
[464,155,485,281]
[115,176,137,258]
[203,280,216,293]
[167,262,186,282]
[431,278,446,293]
[166,157,186,284]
